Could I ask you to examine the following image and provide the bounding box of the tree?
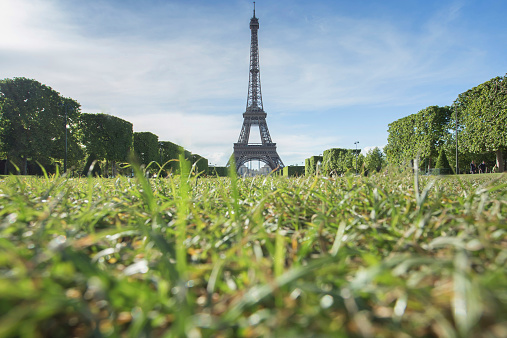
[453,74,507,172]
[385,114,415,168]
[159,141,185,174]
[322,148,360,176]
[133,132,159,168]
[283,165,305,177]
[80,113,133,176]
[364,147,385,173]
[305,156,323,176]
[208,166,228,177]
[386,106,452,170]
[435,147,452,175]
[191,154,209,175]
[0,77,82,174]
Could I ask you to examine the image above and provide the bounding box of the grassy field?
[1,166,506,337]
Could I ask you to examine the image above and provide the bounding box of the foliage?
[209,166,228,177]
[0,77,209,178]
[81,154,102,176]
[322,148,361,176]
[364,147,385,174]
[386,106,452,170]
[435,147,452,170]
[0,169,506,337]
[191,154,209,175]
[453,74,507,172]
[0,77,82,173]
[159,141,184,174]
[283,165,305,177]
[305,156,323,176]
[133,132,159,168]
[434,147,453,175]
[80,113,133,163]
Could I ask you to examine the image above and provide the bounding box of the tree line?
[0,77,208,176]
[385,74,506,173]
[301,73,506,177]
[303,147,385,177]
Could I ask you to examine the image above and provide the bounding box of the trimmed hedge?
[385,106,451,170]
[133,132,159,168]
[305,156,323,176]
[283,165,305,177]
[81,113,133,162]
[208,166,229,177]
[159,141,183,174]
[80,113,133,176]
[191,154,209,175]
[322,148,360,176]
[434,147,452,175]
[453,74,507,172]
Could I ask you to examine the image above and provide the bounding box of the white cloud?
[0,0,68,51]
[1,0,505,168]
[127,112,240,164]
[275,133,343,166]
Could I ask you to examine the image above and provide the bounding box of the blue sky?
[1,0,506,166]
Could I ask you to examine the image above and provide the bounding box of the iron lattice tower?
[232,4,284,172]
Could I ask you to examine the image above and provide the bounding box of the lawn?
[1,167,506,337]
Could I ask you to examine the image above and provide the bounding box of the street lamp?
[455,108,459,175]
[354,141,359,174]
[59,102,72,173]
[64,104,68,173]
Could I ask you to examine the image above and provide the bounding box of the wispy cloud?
[1,0,505,166]
[127,112,240,161]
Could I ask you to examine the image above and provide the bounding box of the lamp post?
[64,104,68,173]
[59,102,72,173]
[455,108,459,175]
[354,141,359,174]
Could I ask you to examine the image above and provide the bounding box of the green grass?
[1,167,506,337]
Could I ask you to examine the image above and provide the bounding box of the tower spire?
[247,1,262,111]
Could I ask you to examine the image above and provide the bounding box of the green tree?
[386,106,451,170]
[80,113,133,176]
[0,78,82,174]
[159,141,185,174]
[453,74,507,172]
[305,156,323,176]
[283,165,305,177]
[322,148,360,176]
[364,147,385,173]
[208,166,228,177]
[133,132,159,168]
[159,141,181,174]
[435,147,452,175]
[385,114,416,168]
[191,154,209,175]
[353,153,364,174]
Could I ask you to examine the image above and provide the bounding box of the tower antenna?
[253,2,256,17]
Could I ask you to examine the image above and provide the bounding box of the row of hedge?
[304,149,362,177]
[282,165,305,177]
[385,74,507,173]
[0,78,209,176]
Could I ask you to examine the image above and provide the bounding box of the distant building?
[237,163,271,176]
[259,164,271,175]
[238,165,248,176]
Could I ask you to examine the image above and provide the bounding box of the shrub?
[434,147,452,175]
[283,165,305,177]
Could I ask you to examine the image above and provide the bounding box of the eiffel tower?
[232,3,284,172]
